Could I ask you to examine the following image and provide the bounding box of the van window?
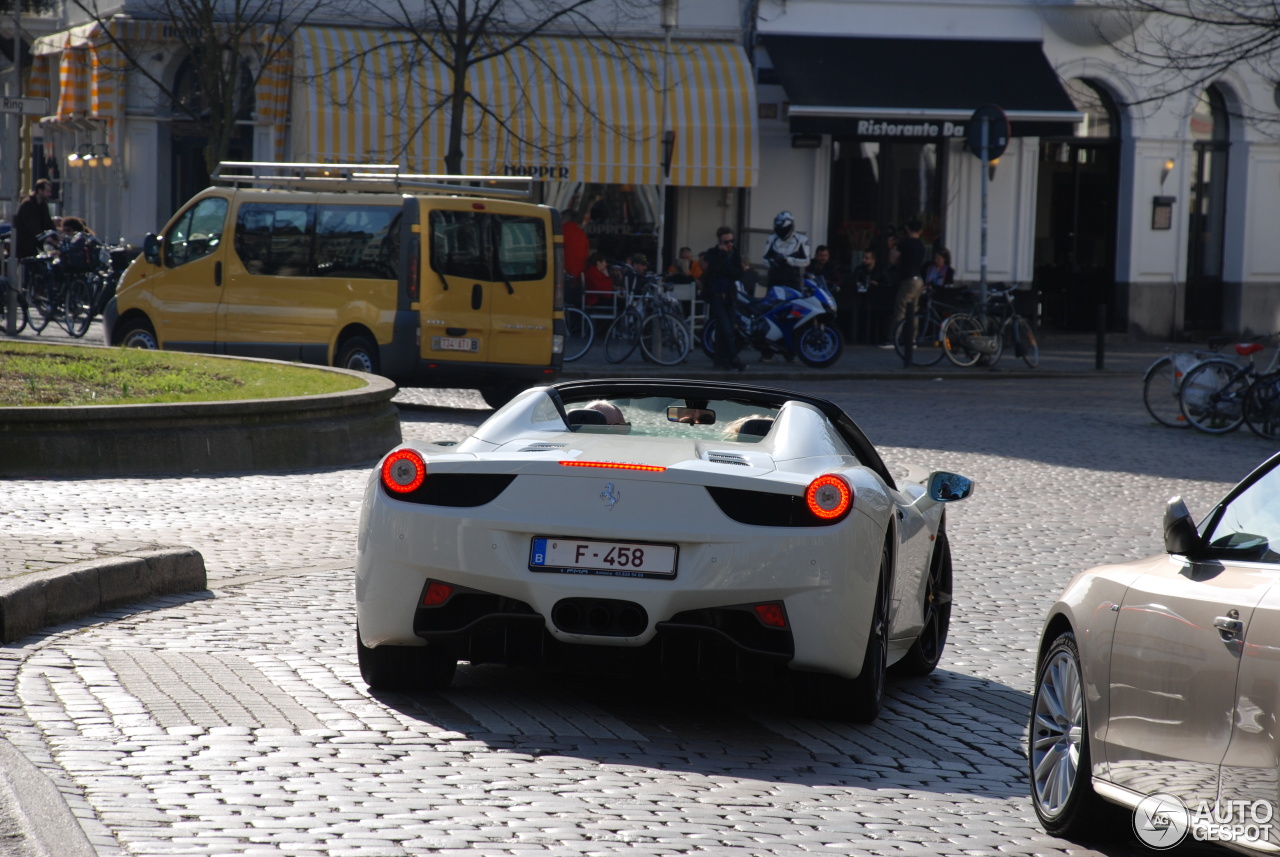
[495,215,546,281]
[315,205,399,280]
[165,197,228,268]
[235,203,313,276]
[429,210,491,280]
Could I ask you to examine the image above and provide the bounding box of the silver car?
[1031,451,1280,852]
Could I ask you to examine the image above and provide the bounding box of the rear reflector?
[559,461,666,472]
[382,449,426,493]
[421,581,453,606]
[754,603,788,628]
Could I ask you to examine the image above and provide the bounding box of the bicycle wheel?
[1143,356,1191,428]
[941,314,985,368]
[1244,372,1280,441]
[0,289,28,334]
[603,310,642,363]
[23,268,54,333]
[893,314,945,366]
[1006,316,1039,368]
[639,312,690,366]
[1179,358,1247,433]
[562,306,594,362]
[62,276,95,338]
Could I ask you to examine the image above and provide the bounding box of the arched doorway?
[1185,86,1229,330]
[169,56,255,216]
[1033,78,1121,330]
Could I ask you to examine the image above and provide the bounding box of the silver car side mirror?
[1163,496,1199,555]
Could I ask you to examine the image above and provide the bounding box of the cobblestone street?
[1,375,1273,856]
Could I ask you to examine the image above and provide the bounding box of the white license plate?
[432,336,479,352]
[529,537,678,579]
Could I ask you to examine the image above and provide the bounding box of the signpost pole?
[5,3,21,336]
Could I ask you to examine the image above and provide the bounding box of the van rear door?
[487,208,553,365]
[420,202,495,363]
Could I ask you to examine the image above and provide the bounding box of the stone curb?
[0,737,95,857]
[0,548,207,643]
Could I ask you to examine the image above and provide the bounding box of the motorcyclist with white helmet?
[762,210,810,289]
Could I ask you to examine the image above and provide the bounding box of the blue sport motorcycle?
[701,276,844,368]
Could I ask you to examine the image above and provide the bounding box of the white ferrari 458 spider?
[355,379,973,722]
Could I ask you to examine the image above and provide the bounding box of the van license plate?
[432,336,479,352]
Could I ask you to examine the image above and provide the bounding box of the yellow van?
[103,163,565,407]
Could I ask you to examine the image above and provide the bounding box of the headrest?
[566,408,609,426]
[737,418,774,438]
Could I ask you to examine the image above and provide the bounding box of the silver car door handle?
[1214,616,1244,641]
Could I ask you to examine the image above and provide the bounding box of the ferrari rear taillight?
[805,474,853,521]
[421,581,453,606]
[382,449,426,493]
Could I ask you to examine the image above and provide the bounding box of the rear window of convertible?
[559,396,783,443]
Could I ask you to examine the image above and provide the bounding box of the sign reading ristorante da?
[855,119,969,138]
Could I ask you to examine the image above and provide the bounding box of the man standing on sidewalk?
[890,219,927,347]
[13,179,55,261]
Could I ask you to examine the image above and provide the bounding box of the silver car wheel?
[1031,648,1084,817]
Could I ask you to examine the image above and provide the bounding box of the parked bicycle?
[1141,336,1231,428]
[603,274,691,366]
[1177,334,1280,434]
[939,283,1039,369]
[892,287,972,367]
[22,229,120,338]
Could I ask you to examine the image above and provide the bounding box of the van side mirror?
[1163,496,1200,555]
[142,233,161,265]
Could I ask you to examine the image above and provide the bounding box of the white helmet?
[773,211,795,241]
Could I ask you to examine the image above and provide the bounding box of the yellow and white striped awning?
[294,27,757,188]
[31,20,293,161]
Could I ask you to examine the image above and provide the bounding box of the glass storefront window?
[542,182,660,264]
[828,140,941,269]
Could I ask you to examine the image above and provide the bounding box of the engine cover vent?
[707,451,750,466]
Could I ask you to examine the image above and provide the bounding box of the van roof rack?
[210,162,533,200]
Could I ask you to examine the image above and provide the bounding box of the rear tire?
[0,291,28,334]
[357,629,457,692]
[1180,358,1246,433]
[336,335,379,374]
[941,314,984,368]
[639,312,690,365]
[1011,317,1039,368]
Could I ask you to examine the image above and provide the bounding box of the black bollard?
[1095,303,1106,370]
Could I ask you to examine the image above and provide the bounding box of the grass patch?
[0,342,366,406]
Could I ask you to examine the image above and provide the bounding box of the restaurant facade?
[10,0,1280,337]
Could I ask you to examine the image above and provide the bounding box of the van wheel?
[336,336,379,374]
[118,318,158,349]
[480,385,524,409]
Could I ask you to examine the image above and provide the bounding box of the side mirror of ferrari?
[1163,496,1200,556]
[927,471,974,503]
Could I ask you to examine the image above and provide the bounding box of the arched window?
[1065,78,1118,139]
